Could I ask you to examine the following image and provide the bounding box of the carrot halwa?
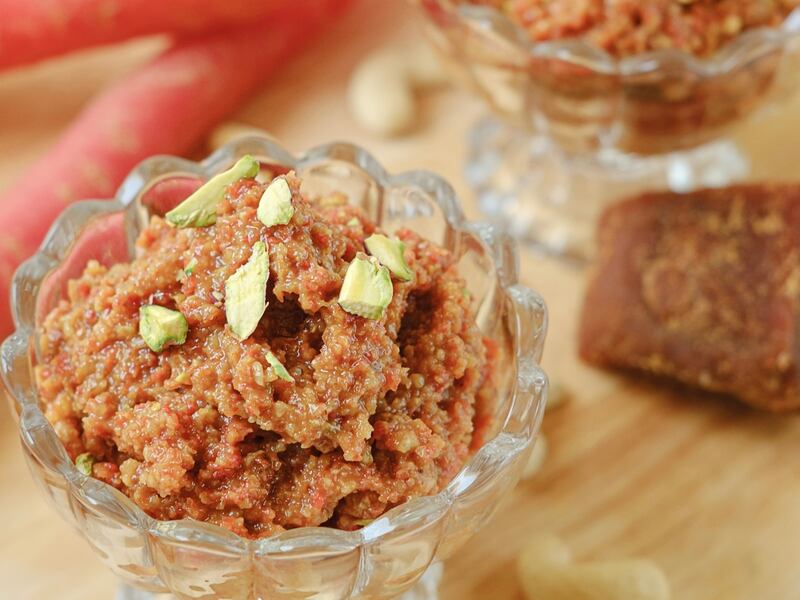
[35,165,495,538]
[464,0,799,57]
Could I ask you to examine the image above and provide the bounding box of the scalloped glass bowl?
[413,0,800,258]
[1,137,548,600]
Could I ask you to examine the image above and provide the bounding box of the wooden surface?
[3,2,800,599]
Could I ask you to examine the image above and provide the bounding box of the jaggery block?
[579,184,800,411]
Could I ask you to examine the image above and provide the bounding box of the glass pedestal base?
[466,117,750,261]
[116,561,443,600]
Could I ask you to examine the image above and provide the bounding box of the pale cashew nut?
[518,536,671,600]
[348,45,449,137]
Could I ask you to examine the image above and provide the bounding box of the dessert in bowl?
[413,0,800,258]
[1,137,548,599]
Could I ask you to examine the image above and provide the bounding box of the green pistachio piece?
[265,350,294,382]
[225,241,270,340]
[184,258,198,276]
[75,453,95,476]
[178,257,198,281]
[346,217,360,228]
[365,234,413,281]
[257,177,294,227]
[338,256,393,319]
[139,305,188,352]
[354,518,374,527]
[166,155,260,228]
[172,371,191,386]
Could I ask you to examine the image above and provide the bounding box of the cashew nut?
[347,44,449,137]
[522,435,548,479]
[518,536,671,600]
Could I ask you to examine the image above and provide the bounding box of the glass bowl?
[413,0,800,259]
[0,137,548,600]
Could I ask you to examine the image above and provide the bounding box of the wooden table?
[3,2,800,599]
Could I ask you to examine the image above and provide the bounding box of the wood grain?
[2,2,800,599]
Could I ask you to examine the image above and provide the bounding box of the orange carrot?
[0,0,353,333]
[0,0,316,70]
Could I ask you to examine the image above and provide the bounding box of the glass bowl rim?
[420,0,800,77]
[0,135,548,553]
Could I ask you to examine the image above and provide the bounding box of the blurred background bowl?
[412,0,800,259]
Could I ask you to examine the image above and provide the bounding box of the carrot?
[0,0,353,333]
[0,0,309,70]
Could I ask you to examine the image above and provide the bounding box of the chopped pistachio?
[365,234,413,281]
[139,305,188,352]
[225,241,270,340]
[166,155,260,228]
[251,361,266,387]
[354,518,374,527]
[75,453,95,476]
[184,258,198,276]
[346,217,360,228]
[173,371,191,386]
[178,258,198,282]
[338,256,393,319]
[265,350,294,382]
[257,177,294,227]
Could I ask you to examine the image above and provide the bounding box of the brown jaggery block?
[579,184,800,411]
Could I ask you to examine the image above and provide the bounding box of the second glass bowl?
[414,0,800,259]
[1,136,548,600]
